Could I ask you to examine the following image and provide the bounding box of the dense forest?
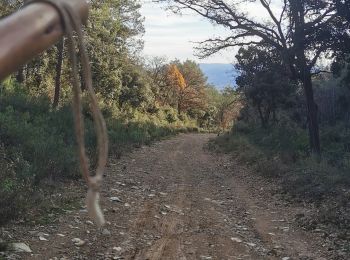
[1,0,350,258]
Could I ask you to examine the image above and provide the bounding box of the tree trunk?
[53,40,64,108]
[16,66,25,83]
[272,108,277,123]
[257,104,266,128]
[290,0,321,155]
[303,72,321,155]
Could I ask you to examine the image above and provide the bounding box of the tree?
[216,87,242,131]
[335,0,350,22]
[118,60,155,110]
[86,0,145,103]
[53,40,64,108]
[158,0,350,154]
[145,56,169,101]
[165,62,208,114]
[176,60,207,91]
[175,60,208,115]
[235,46,295,127]
[1,0,147,108]
[166,64,186,112]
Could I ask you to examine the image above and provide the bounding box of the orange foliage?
[166,64,186,91]
[165,63,207,114]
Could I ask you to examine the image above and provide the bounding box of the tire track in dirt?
[133,141,189,259]
[130,135,264,260]
[2,134,333,260]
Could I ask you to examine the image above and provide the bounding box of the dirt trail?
[2,134,332,259]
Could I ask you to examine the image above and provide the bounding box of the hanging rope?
[25,0,109,227]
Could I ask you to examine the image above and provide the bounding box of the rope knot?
[89,175,103,192]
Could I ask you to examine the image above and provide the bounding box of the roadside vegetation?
[206,44,350,252]
[186,3,350,250]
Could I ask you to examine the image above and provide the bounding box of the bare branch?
[194,35,263,58]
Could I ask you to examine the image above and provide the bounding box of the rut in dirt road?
[4,134,331,260]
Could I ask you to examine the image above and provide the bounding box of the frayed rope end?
[86,188,105,228]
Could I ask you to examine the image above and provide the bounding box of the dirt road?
[2,134,333,259]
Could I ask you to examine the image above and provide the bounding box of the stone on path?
[72,238,85,247]
[102,228,111,236]
[39,236,48,241]
[231,237,243,243]
[11,243,32,253]
[110,197,122,202]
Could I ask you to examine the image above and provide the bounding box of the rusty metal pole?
[0,0,89,81]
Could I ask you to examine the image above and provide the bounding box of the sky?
[140,1,280,64]
[140,1,232,64]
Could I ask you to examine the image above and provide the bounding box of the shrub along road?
[1,134,340,259]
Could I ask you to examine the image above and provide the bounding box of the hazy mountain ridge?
[199,63,238,89]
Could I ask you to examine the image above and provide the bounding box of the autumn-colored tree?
[167,64,186,91]
[178,85,205,115]
[165,64,186,113]
[176,60,208,114]
[166,63,208,114]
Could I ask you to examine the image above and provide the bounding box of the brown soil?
[1,134,336,259]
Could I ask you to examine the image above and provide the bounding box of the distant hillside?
[199,63,238,90]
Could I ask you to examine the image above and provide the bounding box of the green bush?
[212,122,350,202]
[108,119,177,152]
[166,113,177,123]
[321,125,350,168]
[0,145,32,225]
[282,158,350,202]
[0,99,79,182]
[0,82,203,225]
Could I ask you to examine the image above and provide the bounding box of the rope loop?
[25,0,109,227]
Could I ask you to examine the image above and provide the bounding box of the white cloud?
[140,0,283,63]
[140,1,232,63]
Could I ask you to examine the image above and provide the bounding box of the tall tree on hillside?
[235,46,295,127]
[118,60,155,110]
[216,87,242,131]
[166,63,207,114]
[87,0,145,103]
[158,0,350,154]
[166,64,186,112]
[176,60,208,114]
[176,60,207,90]
[146,56,174,107]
